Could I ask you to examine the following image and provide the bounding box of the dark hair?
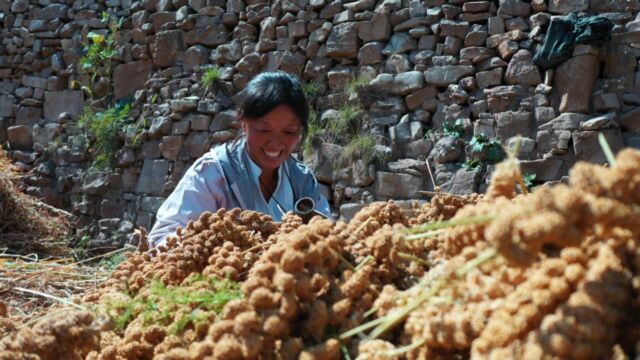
[239,71,309,141]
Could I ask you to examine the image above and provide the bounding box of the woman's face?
[241,104,302,171]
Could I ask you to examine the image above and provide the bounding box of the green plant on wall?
[523,173,537,191]
[346,76,369,98]
[343,133,379,165]
[79,12,123,100]
[303,111,321,159]
[329,104,360,139]
[463,134,505,170]
[470,135,504,162]
[443,119,466,138]
[76,12,134,170]
[79,101,131,170]
[302,81,319,98]
[303,75,383,166]
[201,66,221,96]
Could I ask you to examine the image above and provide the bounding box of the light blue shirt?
[148,140,331,247]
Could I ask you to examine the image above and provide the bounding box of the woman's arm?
[148,155,228,247]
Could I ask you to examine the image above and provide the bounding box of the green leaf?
[485,146,504,163]
[443,119,466,138]
[463,159,481,169]
[523,173,537,191]
[87,32,105,45]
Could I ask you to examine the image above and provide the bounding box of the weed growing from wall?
[76,12,133,170]
[80,12,123,101]
[330,104,361,139]
[523,172,537,191]
[442,119,466,138]
[302,81,319,98]
[346,76,369,98]
[201,66,221,96]
[78,101,131,170]
[343,133,378,164]
[463,134,505,170]
[304,76,382,166]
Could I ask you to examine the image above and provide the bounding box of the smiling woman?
[148,72,331,247]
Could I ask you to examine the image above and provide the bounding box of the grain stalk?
[383,338,427,357]
[339,248,497,341]
[598,132,616,166]
[404,214,494,239]
[12,287,89,311]
[397,252,432,268]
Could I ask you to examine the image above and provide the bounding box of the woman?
[148,72,331,247]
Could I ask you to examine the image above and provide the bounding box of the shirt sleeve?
[314,193,332,219]
[148,155,227,247]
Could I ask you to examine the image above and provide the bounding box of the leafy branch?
[79,11,123,101]
[463,134,505,170]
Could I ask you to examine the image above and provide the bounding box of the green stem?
[330,248,356,271]
[367,278,446,340]
[354,255,373,272]
[12,287,88,311]
[404,214,494,236]
[454,248,497,278]
[404,229,444,241]
[339,315,389,340]
[598,132,616,166]
[383,338,428,357]
[397,252,432,268]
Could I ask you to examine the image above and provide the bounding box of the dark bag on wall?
[534,13,613,70]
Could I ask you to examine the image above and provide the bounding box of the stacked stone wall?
[1,0,639,247]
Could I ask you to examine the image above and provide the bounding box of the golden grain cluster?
[1,149,640,360]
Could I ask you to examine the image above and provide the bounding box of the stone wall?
[1,0,640,248]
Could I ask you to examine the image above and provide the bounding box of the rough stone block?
[405,86,437,110]
[373,171,423,199]
[306,142,344,184]
[21,75,47,89]
[403,138,433,160]
[113,60,153,99]
[135,159,170,195]
[573,129,624,164]
[519,157,564,182]
[548,0,588,14]
[619,106,640,132]
[382,33,417,55]
[424,65,475,86]
[439,20,470,39]
[153,30,185,68]
[495,111,532,141]
[539,113,589,132]
[440,168,480,195]
[555,54,598,114]
[32,123,59,147]
[326,22,359,59]
[178,131,209,158]
[497,0,531,16]
[476,67,503,88]
[160,135,183,161]
[0,95,15,118]
[44,91,84,121]
[504,50,541,86]
[534,107,554,125]
[7,125,33,151]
